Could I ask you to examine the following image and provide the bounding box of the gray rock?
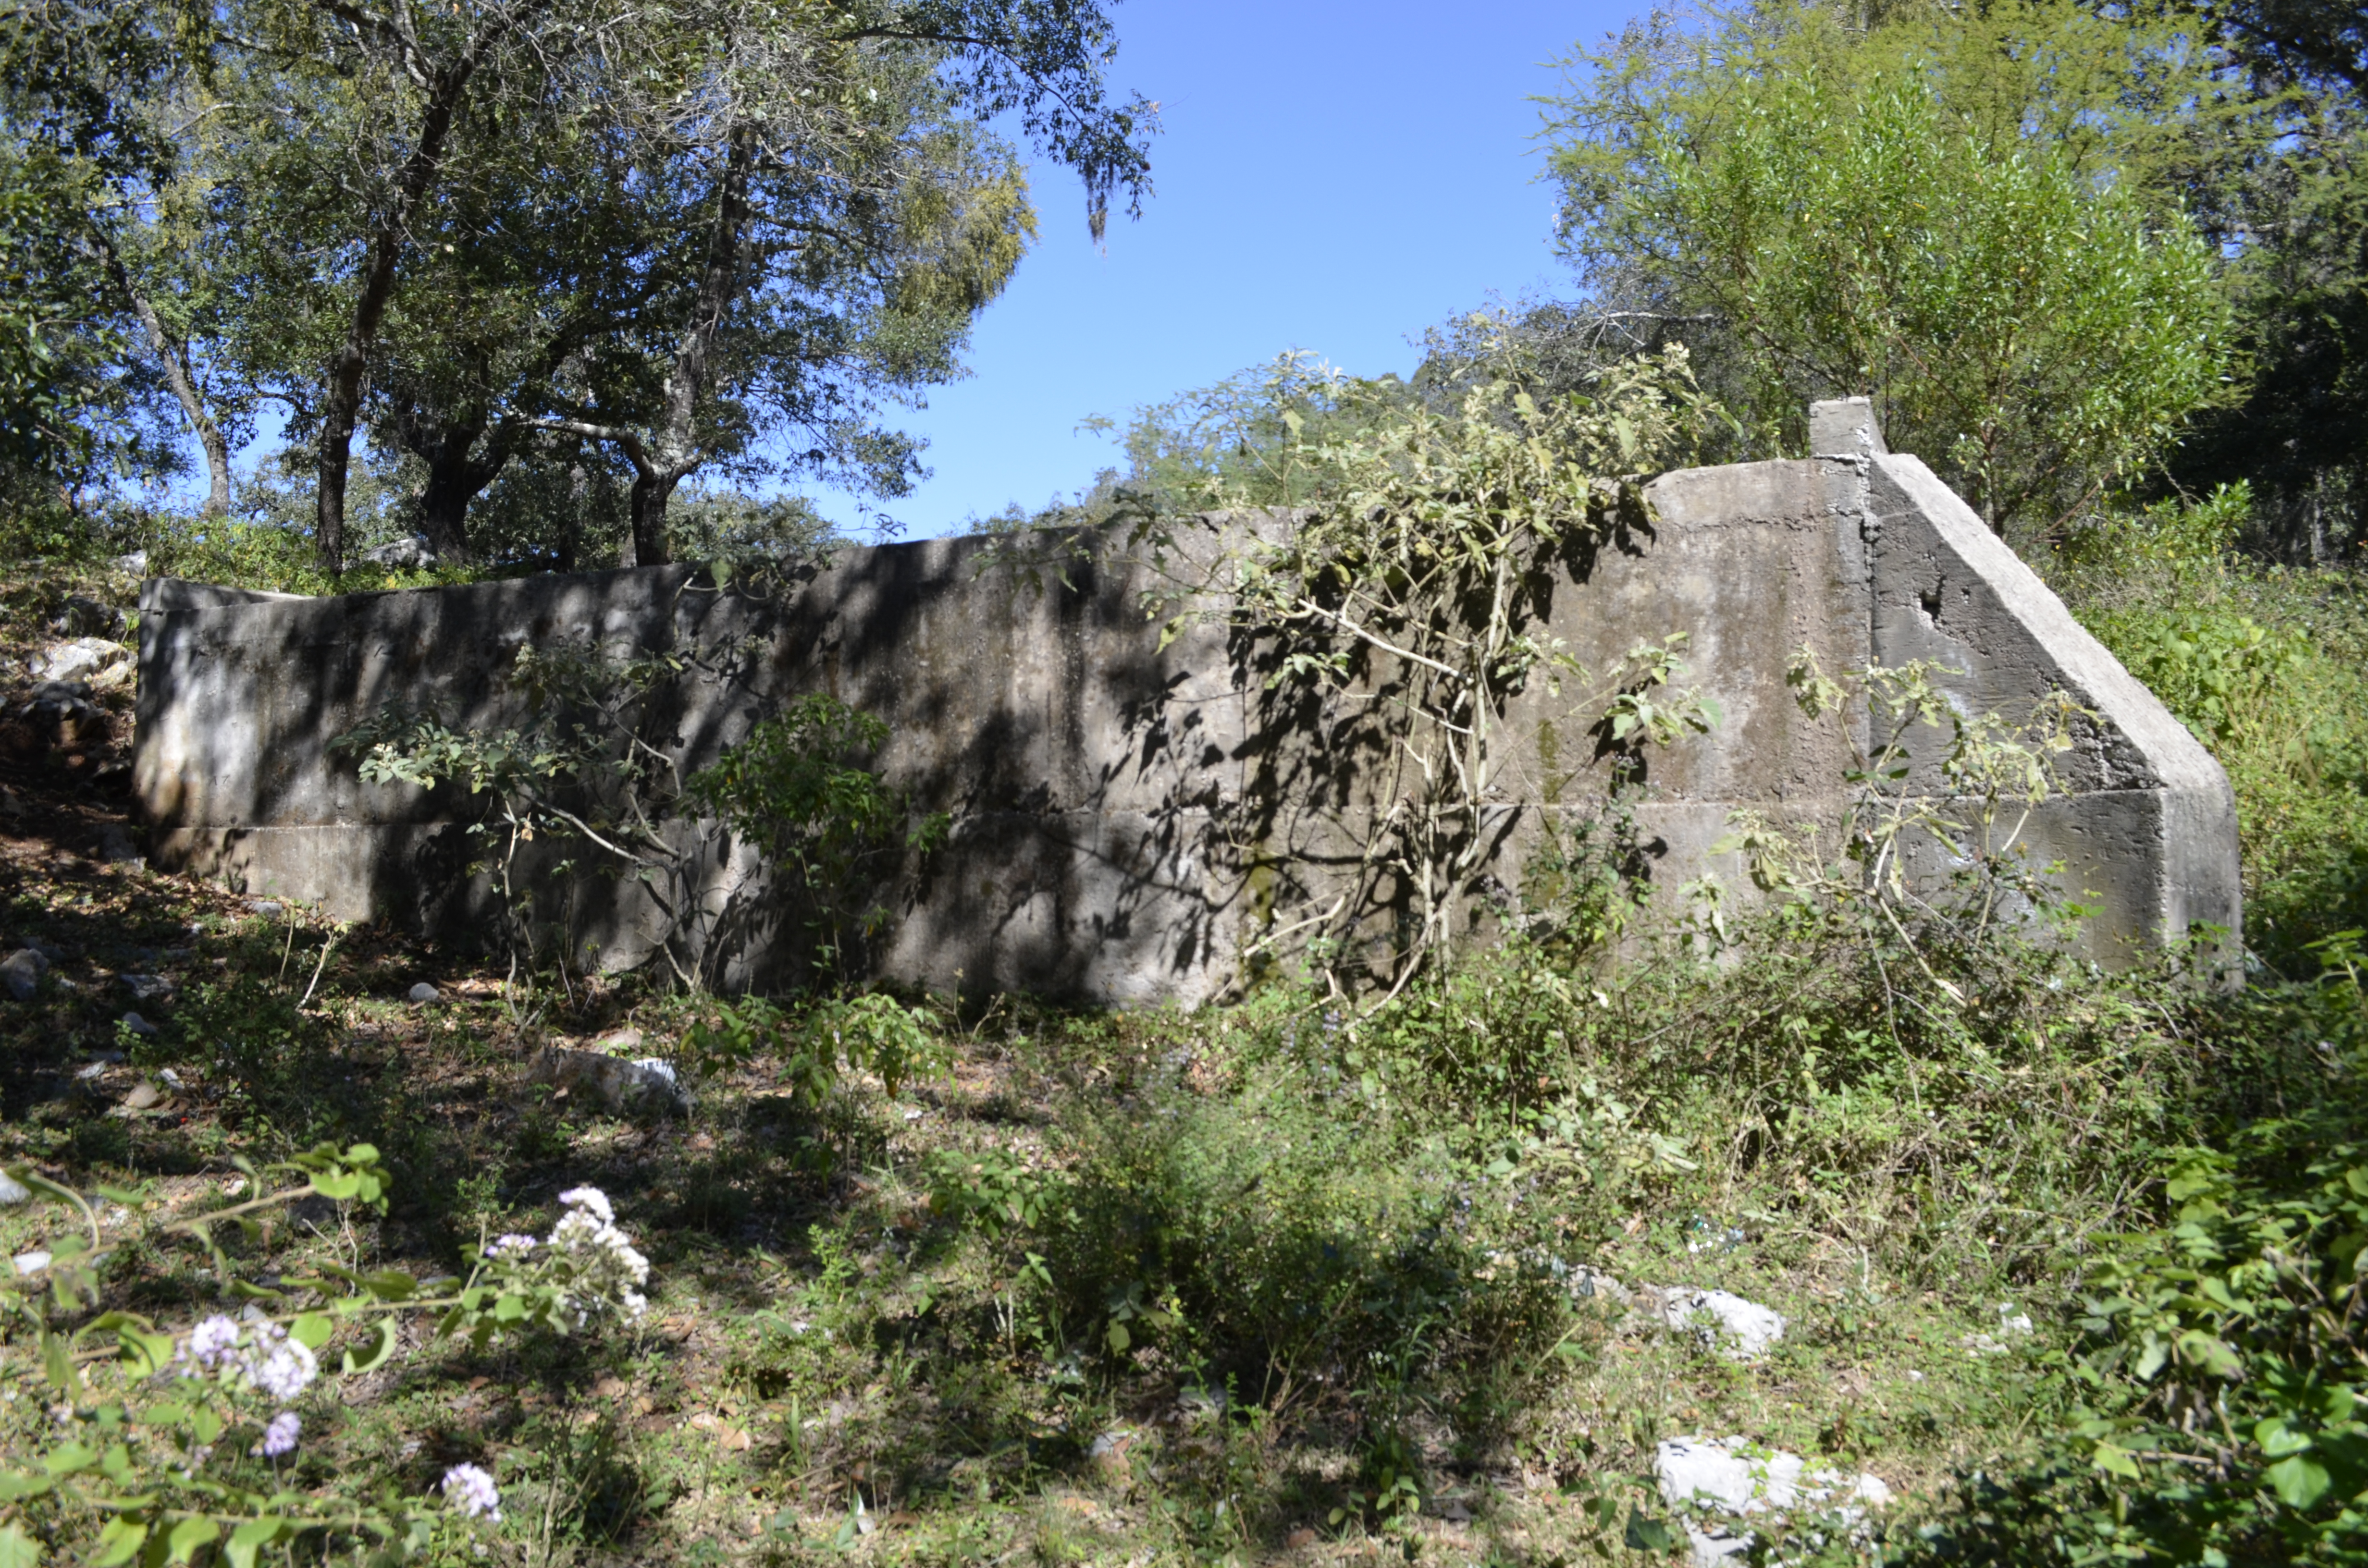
[118,974,173,1003]
[24,680,100,729]
[247,900,284,919]
[54,597,128,638]
[97,824,142,864]
[119,1011,157,1037]
[527,1046,690,1115]
[407,981,439,1003]
[31,637,130,687]
[359,536,437,569]
[1,948,49,1003]
[1659,1288,1786,1361]
[1656,1435,1890,1568]
[111,550,149,577]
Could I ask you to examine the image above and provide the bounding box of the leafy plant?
[686,692,950,981]
[1143,323,1718,995]
[0,1152,651,1564]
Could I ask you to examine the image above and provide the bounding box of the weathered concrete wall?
[134,401,2240,1001]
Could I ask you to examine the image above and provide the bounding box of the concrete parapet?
[134,408,2240,1000]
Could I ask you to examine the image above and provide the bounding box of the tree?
[0,0,206,509]
[189,0,1149,574]
[2165,0,2368,558]
[1543,0,2244,532]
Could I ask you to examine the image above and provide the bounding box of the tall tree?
[198,0,1149,573]
[1543,0,2250,532]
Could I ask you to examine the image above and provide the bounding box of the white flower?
[555,1187,613,1225]
[441,1462,502,1520]
[484,1233,539,1259]
[181,1315,242,1372]
[240,1323,318,1401]
[259,1411,300,1457]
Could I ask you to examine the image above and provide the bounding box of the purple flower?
[441,1462,502,1520]
[240,1323,318,1401]
[259,1411,300,1457]
[182,1314,241,1371]
[484,1233,539,1259]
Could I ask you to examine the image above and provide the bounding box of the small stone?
[120,1011,157,1037]
[407,981,439,1003]
[1,948,49,1003]
[12,1251,49,1276]
[359,535,437,570]
[248,900,284,919]
[595,1027,643,1053]
[119,974,172,1003]
[120,1081,162,1111]
[0,1172,28,1206]
[157,1067,184,1089]
[111,550,149,577]
[1658,1288,1786,1360]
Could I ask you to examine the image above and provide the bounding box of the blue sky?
[809,0,1632,540]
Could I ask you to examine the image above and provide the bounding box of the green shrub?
[1902,939,2368,1564]
[2056,486,2368,969]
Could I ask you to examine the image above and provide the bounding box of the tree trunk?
[98,238,230,515]
[626,124,757,568]
[310,4,523,576]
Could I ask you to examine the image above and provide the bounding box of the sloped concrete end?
[1865,452,2242,966]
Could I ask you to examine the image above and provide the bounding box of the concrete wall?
[134,402,2240,1001]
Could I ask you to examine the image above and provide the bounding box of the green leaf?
[2091,1442,2141,1479]
[88,1519,146,1568]
[117,1328,175,1376]
[308,1171,362,1201]
[289,1314,333,1351]
[342,1318,398,1376]
[0,1473,53,1503]
[222,1519,283,1568]
[0,1520,43,1568]
[166,1518,220,1564]
[40,1330,70,1392]
[2267,1454,2333,1508]
[1105,1321,1130,1354]
[41,1443,95,1476]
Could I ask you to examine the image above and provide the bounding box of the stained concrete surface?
[134,404,2240,1002]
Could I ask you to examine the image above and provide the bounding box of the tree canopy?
[2,0,1153,572]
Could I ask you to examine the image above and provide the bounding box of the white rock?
[0,1172,28,1205]
[1,948,49,1003]
[30,637,129,686]
[1660,1287,1786,1360]
[12,1251,49,1276]
[112,550,149,577]
[1655,1436,1890,1568]
[527,1046,690,1115]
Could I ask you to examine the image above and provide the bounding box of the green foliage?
[1130,324,1717,991]
[2058,485,2368,968]
[686,693,949,979]
[1903,940,2368,1564]
[682,990,946,1102]
[1546,0,2239,528]
[0,1152,649,1564]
